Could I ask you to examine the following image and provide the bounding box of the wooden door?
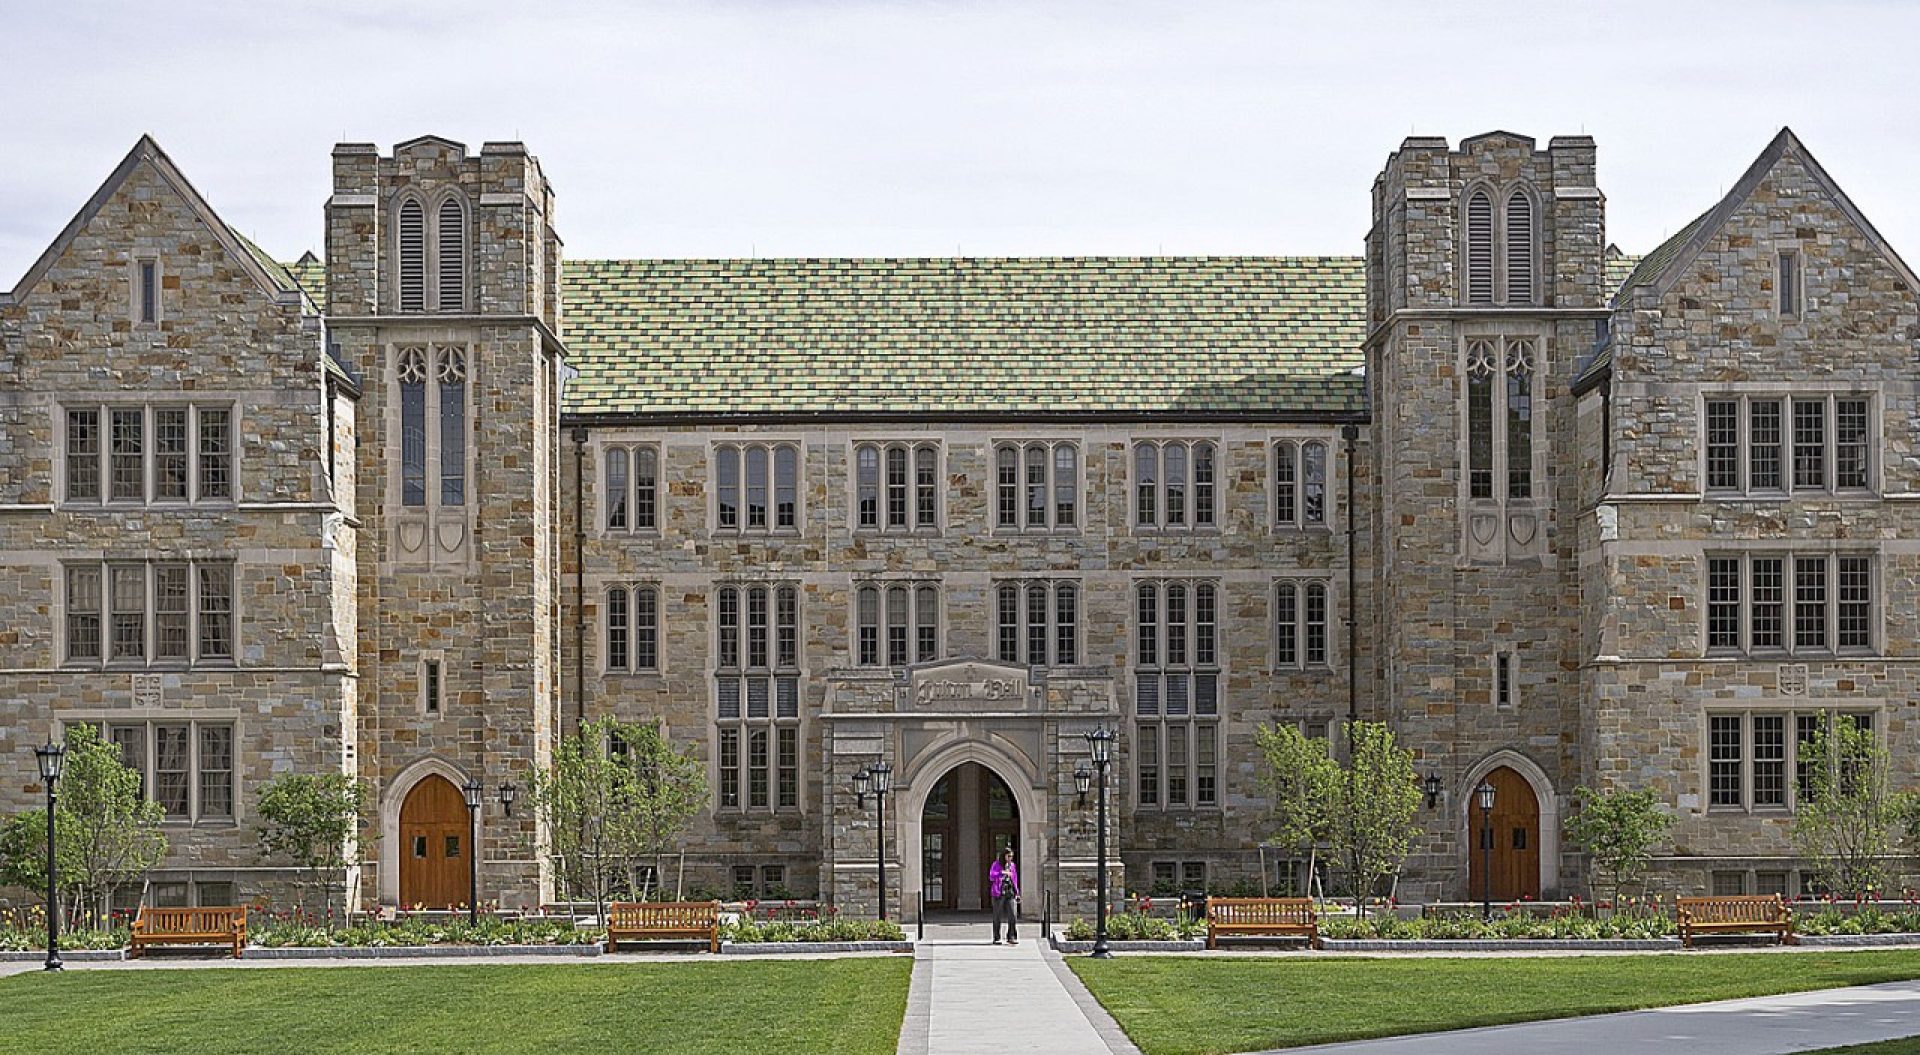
[1466,766,1541,901]
[401,775,469,909]
[921,773,957,911]
[978,770,1020,898]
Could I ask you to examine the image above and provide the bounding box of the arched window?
[437,198,466,312]
[1465,189,1494,305]
[397,199,426,313]
[436,348,467,506]
[1505,190,1535,304]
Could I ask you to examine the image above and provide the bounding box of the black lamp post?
[1423,772,1443,810]
[852,762,894,921]
[35,739,66,972]
[1476,780,1496,921]
[462,778,484,926]
[1085,726,1114,959]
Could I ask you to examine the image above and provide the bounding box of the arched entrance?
[400,775,468,909]
[920,763,1020,912]
[1466,766,1541,901]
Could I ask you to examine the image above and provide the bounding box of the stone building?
[0,126,1912,914]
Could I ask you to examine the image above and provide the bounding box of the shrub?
[721,917,904,943]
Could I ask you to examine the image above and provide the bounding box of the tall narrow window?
[716,448,739,529]
[197,407,232,500]
[424,659,442,714]
[996,447,1018,528]
[1135,579,1222,810]
[1302,441,1327,524]
[1709,715,1744,808]
[198,725,234,819]
[1707,557,1741,651]
[774,445,797,529]
[916,585,939,662]
[1753,715,1787,807]
[110,564,145,662]
[1750,400,1784,491]
[398,348,428,507]
[1054,446,1077,527]
[1777,249,1800,317]
[886,586,910,667]
[437,349,467,506]
[1505,340,1534,499]
[886,447,909,528]
[66,566,102,662]
[1273,441,1297,524]
[1193,443,1215,527]
[1706,400,1740,491]
[154,563,189,660]
[1275,579,1334,670]
[139,260,159,323]
[715,582,801,812]
[197,564,233,660]
[1504,191,1534,303]
[1835,399,1870,491]
[1305,582,1329,666]
[437,198,466,312]
[1465,190,1494,305]
[606,449,630,530]
[745,447,768,528]
[915,447,938,528]
[1795,557,1828,651]
[1494,651,1514,710]
[1838,557,1872,651]
[1025,447,1046,527]
[1466,340,1496,499]
[154,408,189,501]
[66,409,101,502]
[397,199,426,313]
[857,445,880,528]
[1135,444,1157,526]
[110,408,144,503]
[1793,399,1826,490]
[996,584,1019,663]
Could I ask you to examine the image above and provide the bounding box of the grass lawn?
[0,958,911,1055]
[1808,1044,1920,1054]
[1070,951,1920,1055]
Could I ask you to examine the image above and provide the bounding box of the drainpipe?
[572,427,588,728]
[1342,424,1360,736]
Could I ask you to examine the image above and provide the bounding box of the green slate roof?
[561,257,1367,417]
[285,251,325,309]
[1613,209,1713,299]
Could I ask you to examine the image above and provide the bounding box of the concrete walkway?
[898,922,1136,1055]
[1272,979,1920,1055]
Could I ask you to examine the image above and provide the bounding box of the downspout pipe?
[1342,424,1359,737]
[572,427,588,728]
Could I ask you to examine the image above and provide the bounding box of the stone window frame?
[392,344,473,512]
[1702,550,1879,658]
[991,439,1081,533]
[1459,181,1542,308]
[1131,439,1221,533]
[1133,577,1223,814]
[602,582,663,675]
[59,401,239,507]
[600,442,661,534]
[1494,649,1517,712]
[991,578,1081,669]
[852,580,942,669]
[390,188,473,315]
[1777,248,1803,319]
[1698,389,1877,497]
[1272,575,1334,671]
[1460,331,1543,507]
[131,256,164,326]
[850,440,943,535]
[1269,436,1333,532]
[419,651,446,716]
[1702,707,1878,814]
[61,559,236,669]
[710,440,804,536]
[90,717,240,827]
[712,581,803,814]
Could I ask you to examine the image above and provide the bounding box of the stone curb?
[241,943,604,959]
[1047,935,1204,953]
[0,949,127,962]
[1321,938,1681,952]
[1799,933,1920,947]
[721,940,913,955]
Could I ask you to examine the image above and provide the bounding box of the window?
[1274,579,1332,669]
[603,445,659,531]
[993,580,1078,666]
[63,404,236,505]
[102,720,236,822]
[1271,440,1329,527]
[1504,190,1535,304]
[1495,651,1515,711]
[1704,553,1875,656]
[1465,190,1494,305]
[1708,709,1878,811]
[714,443,800,533]
[1465,337,1536,502]
[137,259,160,323]
[437,198,466,313]
[605,584,661,673]
[1136,580,1221,810]
[65,561,234,667]
[1777,249,1800,318]
[994,441,1077,530]
[1702,394,1872,495]
[396,346,468,510]
[715,584,800,811]
[1712,871,1748,896]
[1462,186,1538,305]
[855,582,940,667]
[423,658,442,714]
[396,194,468,313]
[1134,441,1217,529]
[397,199,426,313]
[854,442,939,531]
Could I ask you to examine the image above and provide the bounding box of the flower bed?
[251,916,600,948]
[1063,912,1205,942]
[1323,911,1675,941]
[721,918,904,943]
[1796,907,1920,937]
[0,926,131,951]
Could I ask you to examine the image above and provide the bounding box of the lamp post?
[852,762,894,921]
[1085,726,1114,959]
[1476,780,1496,921]
[35,739,67,972]
[1423,772,1443,811]
[1073,763,1092,806]
[462,778,484,926]
[498,781,518,818]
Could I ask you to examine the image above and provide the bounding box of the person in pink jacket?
[989,847,1020,944]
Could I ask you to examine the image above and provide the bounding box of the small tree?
[531,721,621,921]
[1567,786,1671,912]
[257,772,369,926]
[1794,718,1899,899]
[1254,723,1340,896]
[0,725,166,927]
[1330,721,1422,918]
[604,721,708,901]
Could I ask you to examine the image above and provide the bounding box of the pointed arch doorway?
[1466,766,1541,901]
[919,763,1020,913]
[400,774,468,909]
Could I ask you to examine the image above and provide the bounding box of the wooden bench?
[606,900,721,953]
[1206,896,1320,950]
[1676,894,1796,948]
[129,906,246,958]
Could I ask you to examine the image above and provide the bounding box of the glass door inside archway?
[981,771,1019,895]
[922,775,955,911]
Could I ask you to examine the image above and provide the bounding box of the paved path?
[1273,979,1920,1055]
[898,922,1136,1055]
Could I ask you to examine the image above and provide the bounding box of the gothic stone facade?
[0,127,1913,914]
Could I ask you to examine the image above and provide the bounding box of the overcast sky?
[3,0,1917,281]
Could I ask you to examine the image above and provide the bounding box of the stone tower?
[1363,133,1607,900]
[326,136,565,909]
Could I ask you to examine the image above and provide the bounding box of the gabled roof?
[1,135,312,311]
[1613,127,1920,302]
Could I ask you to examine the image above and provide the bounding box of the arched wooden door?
[400,775,469,909]
[1465,766,1541,901]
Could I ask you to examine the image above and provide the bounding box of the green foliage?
[1796,906,1920,937]
[256,772,369,925]
[720,917,905,943]
[250,915,601,948]
[1319,911,1675,941]
[1333,722,1423,917]
[1566,786,1672,908]
[1063,912,1204,941]
[0,924,130,951]
[0,725,165,926]
[1254,723,1339,894]
[1793,719,1900,899]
